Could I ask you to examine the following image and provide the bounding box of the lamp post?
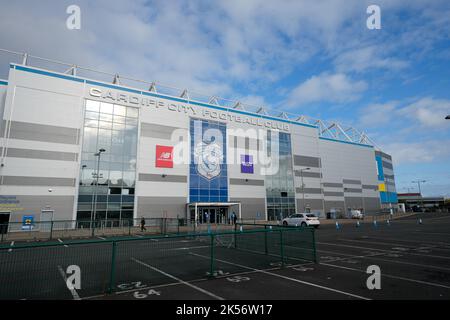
[412,180,426,210]
[403,187,413,193]
[92,148,106,227]
[299,168,310,212]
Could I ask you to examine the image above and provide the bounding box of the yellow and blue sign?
[21,215,34,230]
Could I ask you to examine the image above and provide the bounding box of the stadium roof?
[0,48,378,148]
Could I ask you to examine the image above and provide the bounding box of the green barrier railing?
[0,218,243,243]
[0,226,316,300]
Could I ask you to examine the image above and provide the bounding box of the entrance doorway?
[40,210,54,232]
[191,207,228,224]
[188,202,242,225]
[0,212,10,234]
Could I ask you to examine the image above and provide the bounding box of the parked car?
[350,210,364,219]
[282,213,320,228]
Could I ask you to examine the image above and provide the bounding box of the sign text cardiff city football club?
[88,87,290,132]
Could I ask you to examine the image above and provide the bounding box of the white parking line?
[412,231,450,236]
[58,238,68,248]
[338,238,450,250]
[364,236,450,247]
[166,246,210,251]
[336,239,450,259]
[189,252,370,300]
[317,241,450,271]
[131,258,224,300]
[339,238,430,249]
[8,241,14,252]
[284,244,387,261]
[81,261,314,300]
[320,262,450,290]
[97,236,106,240]
[57,265,81,300]
[321,239,450,258]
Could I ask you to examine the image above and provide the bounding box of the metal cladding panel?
[230,197,266,219]
[0,69,83,221]
[291,124,320,158]
[9,86,82,129]
[1,195,75,222]
[319,139,378,187]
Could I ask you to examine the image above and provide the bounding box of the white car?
[350,210,364,219]
[282,213,320,228]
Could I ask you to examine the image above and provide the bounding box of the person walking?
[231,211,237,225]
[140,217,146,232]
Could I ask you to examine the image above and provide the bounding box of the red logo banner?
[155,145,173,168]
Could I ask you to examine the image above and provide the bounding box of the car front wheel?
[301,222,307,227]
[283,221,288,226]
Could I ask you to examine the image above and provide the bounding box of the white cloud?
[335,46,409,73]
[359,101,399,127]
[360,97,450,130]
[383,140,450,165]
[285,73,367,107]
[0,0,447,103]
[398,97,450,128]
[0,0,393,98]
[238,95,268,108]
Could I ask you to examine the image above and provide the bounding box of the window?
[77,99,139,223]
[266,131,295,220]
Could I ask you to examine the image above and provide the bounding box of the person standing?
[140,217,146,232]
[231,211,237,225]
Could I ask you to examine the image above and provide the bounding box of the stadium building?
[0,52,398,227]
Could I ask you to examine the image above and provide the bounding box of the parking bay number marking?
[292,266,314,272]
[117,281,146,291]
[227,276,250,283]
[133,289,161,299]
[118,282,162,299]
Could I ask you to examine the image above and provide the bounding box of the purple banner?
[241,155,254,174]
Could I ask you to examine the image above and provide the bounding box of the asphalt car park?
[92,212,450,300]
[1,212,449,300]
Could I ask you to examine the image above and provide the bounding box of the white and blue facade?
[0,62,398,228]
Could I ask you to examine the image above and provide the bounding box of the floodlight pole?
[412,180,426,209]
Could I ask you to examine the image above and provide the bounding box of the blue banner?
[189,119,228,203]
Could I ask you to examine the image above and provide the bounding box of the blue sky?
[0,0,449,196]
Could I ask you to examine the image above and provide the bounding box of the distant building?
[398,193,447,212]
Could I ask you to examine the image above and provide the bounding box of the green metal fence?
[0,226,316,300]
[0,218,246,243]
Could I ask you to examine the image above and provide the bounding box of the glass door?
[209,208,216,223]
